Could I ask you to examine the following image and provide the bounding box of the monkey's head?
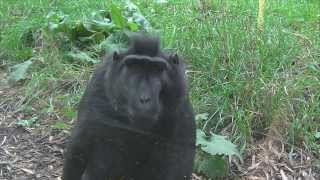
[104,34,186,130]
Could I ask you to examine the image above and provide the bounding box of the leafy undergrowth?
[1,0,240,179]
[1,0,320,179]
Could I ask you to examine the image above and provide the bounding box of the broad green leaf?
[124,0,152,31]
[51,122,71,130]
[127,21,139,31]
[78,32,105,43]
[15,48,33,61]
[87,10,115,33]
[62,107,76,120]
[72,21,94,38]
[195,113,209,121]
[97,32,129,54]
[90,10,108,21]
[196,129,241,159]
[90,19,115,32]
[315,132,320,139]
[98,40,121,54]
[48,21,59,31]
[67,49,99,64]
[111,5,127,28]
[8,60,33,85]
[43,2,152,65]
[46,11,70,33]
[16,117,38,127]
[194,151,228,178]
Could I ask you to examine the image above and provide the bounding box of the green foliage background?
[1,0,319,178]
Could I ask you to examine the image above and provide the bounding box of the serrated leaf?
[111,5,127,28]
[16,117,38,127]
[196,129,241,159]
[8,60,33,85]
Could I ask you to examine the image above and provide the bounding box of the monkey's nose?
[140,96,151,104]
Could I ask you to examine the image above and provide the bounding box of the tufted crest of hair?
[128,34,160,57]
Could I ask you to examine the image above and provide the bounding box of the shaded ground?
[0,127,64,179]
[0,69,65,179]
[0,69,319,179]
[234,138,319,179]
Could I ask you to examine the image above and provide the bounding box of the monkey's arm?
[138,143,195,180]
[62,130,90,180]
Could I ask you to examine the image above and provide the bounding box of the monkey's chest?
[90,125,181,158]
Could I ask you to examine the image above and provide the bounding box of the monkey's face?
[107,56,170,129]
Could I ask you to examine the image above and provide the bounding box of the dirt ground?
[0,69,65,179]
[0,68,319,180]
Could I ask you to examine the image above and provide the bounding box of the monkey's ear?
[113,51,120,61]
[170,53,179,64]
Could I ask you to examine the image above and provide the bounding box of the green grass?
[1,0,319,163]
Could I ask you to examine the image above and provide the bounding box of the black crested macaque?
[62,34,196,180]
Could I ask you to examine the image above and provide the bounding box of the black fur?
[127,34,160,56]
[62,34,196,180]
